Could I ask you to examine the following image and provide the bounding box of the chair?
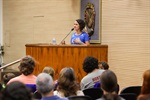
[83,88,103,100]
[33,91,42,100]
[119,93,137,100]
[120,86,141,96]
[25,84,36,92]
[68,95,92,100]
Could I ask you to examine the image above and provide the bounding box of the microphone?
[59,28,74,45]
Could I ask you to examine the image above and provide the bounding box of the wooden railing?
[0,59,21,70]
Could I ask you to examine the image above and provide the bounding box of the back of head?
[100,70,118,93]
[19,55,36,76]
[83,56,99,73]
[59,67,75,82]
[0,81,32,100]
[3,73,16,85]
[58,67,78,97]
[42,66,55,79]
[103,94,121,100]
[36,73,54,95]
[141,69,150,94]
[98,61,109,70]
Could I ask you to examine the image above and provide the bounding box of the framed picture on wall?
[81,0,101,43]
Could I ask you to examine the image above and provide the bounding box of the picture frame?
[81,0,101,43]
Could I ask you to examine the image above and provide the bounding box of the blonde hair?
[42,66,55,79]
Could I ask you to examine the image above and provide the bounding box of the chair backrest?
[33,91,42,100]
[83,88,103,100]
[119,93,137,100]
[120,86,141,96]
[68,95,92,100]
[25,84,36,92]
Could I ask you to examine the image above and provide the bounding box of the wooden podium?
[26,43,108,82]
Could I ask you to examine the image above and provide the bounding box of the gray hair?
[36,73,54,95]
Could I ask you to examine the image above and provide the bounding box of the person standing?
[70,19,90,45]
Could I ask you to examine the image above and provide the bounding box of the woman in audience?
[96,70,125,100]
[0,81,33,100]
[2,73,15,88]
[42,66,55,79]
[42,66,58,90]
[54,67,84,97]
[7,55,37,85]
[137,69,150,100]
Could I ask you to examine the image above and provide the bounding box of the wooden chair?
[83,88,103,100]
[68,95,92,100]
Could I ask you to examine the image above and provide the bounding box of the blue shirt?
[41,95,68,100]
[70,32,89,44]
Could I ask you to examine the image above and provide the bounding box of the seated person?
[42,66,57,90]
[98,61,109,70]
[137,69,150,100]
[42,66,55,79]
[80,56,105,90]
[7,55,37,84]
[2,73,15,88]
[0,81,32,100]
[54,67,84,97]
[97,70,125,100]
[7,56,37,92]
[36,73,68,100]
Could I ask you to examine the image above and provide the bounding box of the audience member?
[137,69,150,100]
[98,61,109,70]
[0,81,32,100]
[96,70,125,100]
[2,73,15,88]
[80,56,105,90]
[54,67,84,97]
[96,61,119,94]
[42,66,55,79]
[7,55,37,84]
[36,73,68,100]
[42,66,58,90]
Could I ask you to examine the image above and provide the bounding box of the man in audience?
[80,56,105,90]
[36,73,68,100]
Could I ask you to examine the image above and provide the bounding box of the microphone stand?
[59,28,74,45]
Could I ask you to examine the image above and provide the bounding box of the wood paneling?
[26,44,108,82]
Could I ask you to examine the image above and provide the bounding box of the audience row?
[0,55,149,100]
